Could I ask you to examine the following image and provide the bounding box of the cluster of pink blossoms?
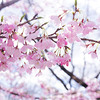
[0,22,71,73]
[0,12,98,74]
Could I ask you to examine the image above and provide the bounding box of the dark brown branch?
[49,68,68,90]
[0,0,20,10]
[33,22,48,33]
[81,38,100,44]
[18,14,38,26]
[48,28,62,36]
[59,65,88,88]
[49,38,57,43]
[0,36,6,38]
[95,72,100,78]
[97,98,100,100]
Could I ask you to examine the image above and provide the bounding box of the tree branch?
[95,72,100,78]
[59,65,88,88]
[0,0,21,11]
[81,38,100,44]
[49,68,68,90]
[18,14,38,26]
[0,36,6,38]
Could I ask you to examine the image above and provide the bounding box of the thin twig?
[33,22,48,33]
[95,72,100,78]
[0,36,6,38]
[18,14,38,26]
[48,28,62,36]
[81,38,100,44]
[49,68,68,90]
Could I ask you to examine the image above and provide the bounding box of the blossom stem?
[17,14,38,26]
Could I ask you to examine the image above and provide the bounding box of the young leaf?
[20,13,26,22]
[1,16,4,22]
[36,17,43,19]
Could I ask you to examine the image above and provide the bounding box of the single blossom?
[7,39,14,47]
[57,34,67,48]
[55,53,71,66]
[35,38,55,50]
[64,29,81,43]
[21,45,33,52]
[50,15,61,25]
[3,24,16,33]
[13,34,18,40]
[89,50,98,58]
[82,21,95,35]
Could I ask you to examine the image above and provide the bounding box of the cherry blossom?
[50,15,61,25]
[55,53,71,66]
[57,34,67,48]
[13,33,18,40]
[3,24,16,34]
[64,29,81,43]
[89,50,98,58]
[7,39,14,46]
[82,21,96,35]
[35,38,55,50]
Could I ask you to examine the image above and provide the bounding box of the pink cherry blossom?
[64,30,81,43]
[89,50,98,58]
[13,49,21,59]
[50,15,61,25]
[13,34,18,40]
[7,39,14,47]
[68,21,83,34]
[21,45,33,52]
[82,21,95,35]
[55,53,71,66]
[26,32,38,42]
[7,57,16,62]
[18,35,25,43]
[34,58,52,69]
[0,38,2,43]
[57,34,67,48]
[0,51,7,62]
[26,25,37,34]
[5,46,15,55]
[3,24,16,34]
[35,38,55,50]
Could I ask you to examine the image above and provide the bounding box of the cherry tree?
[0,0,100,100]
